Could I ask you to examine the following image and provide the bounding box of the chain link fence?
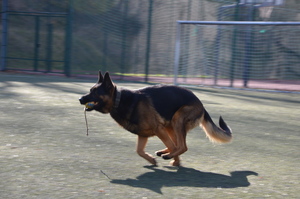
[174,21,300,89]
[1,0,300,90]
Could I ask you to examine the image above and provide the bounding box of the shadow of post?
[110,166,258,194]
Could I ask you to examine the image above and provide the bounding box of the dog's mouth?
[84,102,98,111]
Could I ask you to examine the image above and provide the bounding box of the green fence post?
[64,0,73,77]
[34,16,40,71]
[145,0,153,82]
[1,0,8,71]
[182,0,192,80]
[46,22,53,72]
[102,29,108,72]
[120,0,129,77]
[230,0,240,87]
[243,5,255,87]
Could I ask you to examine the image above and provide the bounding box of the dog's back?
[140,85,202,121]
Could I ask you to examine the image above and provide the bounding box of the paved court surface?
[0,72,299,198]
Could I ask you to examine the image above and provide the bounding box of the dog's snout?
[79,97,85,105]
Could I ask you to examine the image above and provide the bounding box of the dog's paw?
[155,149,169,157]
[170,160,180,167]
[149,158,157,166]
[162,154,172,160]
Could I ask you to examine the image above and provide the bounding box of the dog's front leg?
[136,135,157,165]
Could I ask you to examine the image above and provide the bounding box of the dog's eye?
[90,88,101,97]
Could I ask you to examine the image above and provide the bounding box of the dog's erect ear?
[103,72,114,90]
[97,71,104,84]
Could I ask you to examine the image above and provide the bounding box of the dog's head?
[79,71,116,113]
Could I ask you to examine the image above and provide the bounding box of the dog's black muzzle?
[79,97,87,105]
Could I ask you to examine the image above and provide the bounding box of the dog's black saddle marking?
[140,85,200,121]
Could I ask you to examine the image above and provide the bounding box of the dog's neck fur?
[109,89,140,135]
[113,87,122,109]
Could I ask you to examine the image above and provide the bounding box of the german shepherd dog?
[79,72,232,166]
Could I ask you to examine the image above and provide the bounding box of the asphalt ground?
[0,72,299,199]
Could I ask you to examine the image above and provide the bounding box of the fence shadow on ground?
[110,166,258,194]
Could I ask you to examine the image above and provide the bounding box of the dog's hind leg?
[161,126,187,161]
[164,104,203,161]
[155,126,175,157]
[164,127,181,166]
[136,135,157,165]
[161,106,198,160]
[166,128,181,166]
[155,127,181,166]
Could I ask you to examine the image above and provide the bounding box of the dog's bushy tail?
[200,109,232,143]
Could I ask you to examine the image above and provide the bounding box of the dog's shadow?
[110,166,258,194]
